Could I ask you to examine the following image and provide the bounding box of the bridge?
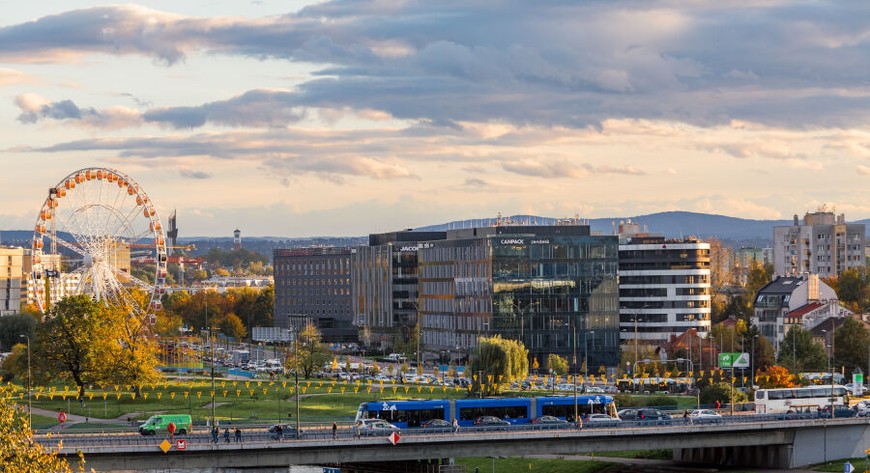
[55,418,870,472]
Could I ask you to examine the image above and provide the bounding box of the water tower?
[233,228,241,250]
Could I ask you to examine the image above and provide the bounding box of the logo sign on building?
[718,352,750,369]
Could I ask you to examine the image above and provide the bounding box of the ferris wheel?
[31,167,167,322]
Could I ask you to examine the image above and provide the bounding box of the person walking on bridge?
[211,426,219,444]
[332,422,338,439]
[234,427,242,443]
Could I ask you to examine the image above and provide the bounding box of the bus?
[355,395,617,428]
[754,385,848,414]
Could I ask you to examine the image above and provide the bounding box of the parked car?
[473,416,511,428]
[421,419,453,431]
[357,419,400,436]
[688,409,723,424]
[617,408,672,424]
[530,415,570,428]
[584,413,622,427]
[268,423,303,439]
[854,400,870,417]
[819,405,858,419]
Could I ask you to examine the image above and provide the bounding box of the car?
[584,413,622,427]
[473,416,511,428]
[421,419,453,430]
[855,401,870,417]
[819,405,858,419]
[617,408,672,424]
[687,409,722,424]
[531,415,569,428]
[268,423,303,439]
[357,418,400,436]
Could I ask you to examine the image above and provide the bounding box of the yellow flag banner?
[236,390,242,397]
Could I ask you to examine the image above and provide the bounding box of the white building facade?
[773,211,866,278]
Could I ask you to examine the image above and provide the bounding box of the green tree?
[102,304,161,394]
[700,381,749,406]
[469,335,528,395]
[0,386,78,472]
[285,322,329,378]
[826,269,869,314]
[834,316,870,375]
[547,354,569,376]
[0,314,37,352]
[34,295,114,399]
[218,313,247,340]
[778,325,827,373]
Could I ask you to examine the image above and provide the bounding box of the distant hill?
[3,212,868,257]
[417,211,870,248]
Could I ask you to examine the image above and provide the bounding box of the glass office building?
[417,225,620,371]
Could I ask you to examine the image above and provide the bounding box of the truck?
[138,414,192,436]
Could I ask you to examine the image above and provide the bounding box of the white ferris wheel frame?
[31,167,167,321]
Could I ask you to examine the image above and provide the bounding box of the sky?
[1,1,869,238]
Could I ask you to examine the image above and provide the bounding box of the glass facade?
[418,228,620,371]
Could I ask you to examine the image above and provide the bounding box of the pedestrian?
[452,418,459,434]
[276,424,283,441]
[715,400,721,413]
[211,426,219,444]
[332,421,338,439]
[683,409,691,425]
[354,420,362,439]
[234,427,242,443]
[223,428,230,443]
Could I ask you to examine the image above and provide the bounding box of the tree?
[700,381,749,406]
[826,269,869,314]
[102,304,161,393]
[778,326,827,373]
[0,386,78,472]
[0,314,37,352]
[284,322,329,378]
[34,295,114,399]
[756,365,796,389]
[547,354,569,376]
[469,335,528,395]
[218,313,247,340]
[834,316,870,375]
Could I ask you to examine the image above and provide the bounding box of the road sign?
[159,439,171,453]
[733,353,750,369]
[57,412,67,423]
[176,439,187,450]
[718,352,749,369]
[388,432,400,445]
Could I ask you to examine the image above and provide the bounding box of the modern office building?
[773,211,866,278]
[351,230,446,351]
[752,274,838,353]
[0,246,29,315]
[273,247,356,342]
[618,235,712,343]
[416,223,620,372]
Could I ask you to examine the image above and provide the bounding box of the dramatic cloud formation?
[1,1,868,236]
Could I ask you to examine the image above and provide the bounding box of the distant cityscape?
[2,208,867,375]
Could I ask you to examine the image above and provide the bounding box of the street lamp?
[19,334,31,430]
[290,324,301,436]
[566,323,578,424]
[584,331,595,378]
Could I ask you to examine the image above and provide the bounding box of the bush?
[700,382,748,405]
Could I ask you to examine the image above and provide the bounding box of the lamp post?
[584,331,595,378]
[19,334,31,430]
[567,323,578,424]
[290,324,301,436]
[750,335,758,389]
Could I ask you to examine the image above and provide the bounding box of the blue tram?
[355,395,616,428]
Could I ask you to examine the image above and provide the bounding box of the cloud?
[15,93,142,128]
[858,165,870,176]
[502,159,646,178]
[179,169,211,179]
[0,68,32,86]
[3,2,870,129]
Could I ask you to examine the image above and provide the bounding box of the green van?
[138,414,192,436]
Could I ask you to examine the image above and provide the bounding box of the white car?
[357,419,400,436]
[688,409,723,423]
